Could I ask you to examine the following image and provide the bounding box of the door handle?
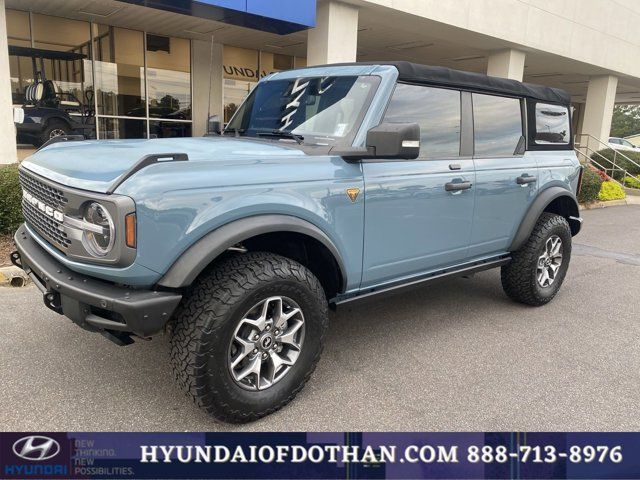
[516,175,537,185]
[445,181,472,192]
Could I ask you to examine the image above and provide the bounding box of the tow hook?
[44,291,63,314]
[10,251,22,269]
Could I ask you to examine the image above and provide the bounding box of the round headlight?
[82,202,115,257]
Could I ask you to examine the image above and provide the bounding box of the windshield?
[225,75,380,145]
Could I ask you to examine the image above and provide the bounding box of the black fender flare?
[158,214,348,290]
[509,187,581,252]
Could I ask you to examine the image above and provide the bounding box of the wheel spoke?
[267,351,294,383]
[231,336,255,369]
[275,307,301,329]
[235,355,262,384]
[539,269,550,287]
[278,319,303,349]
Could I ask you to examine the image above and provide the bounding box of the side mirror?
[331,122,420,161]
[366,122,420,159]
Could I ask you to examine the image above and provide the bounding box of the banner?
[1,432,638,479]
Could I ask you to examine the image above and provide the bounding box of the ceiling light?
[449,55,485,62]
[387,41,434,50]
[528,73,562,78]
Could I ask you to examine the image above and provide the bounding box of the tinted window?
[383,83,461,159]
[473,94,522,156]
[535,102,570,144]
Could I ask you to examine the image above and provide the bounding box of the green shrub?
[0,164,23,235]
[591,148,640,180]
[577,167,603,203]
[624,175,640,189]
[598,181,626,201]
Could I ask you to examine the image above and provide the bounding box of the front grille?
[19,170,71,252]
[19,169,68,210]
[22,199,71,250]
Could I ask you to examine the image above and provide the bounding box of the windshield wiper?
[255,130,304,145]
[222,128,245,137]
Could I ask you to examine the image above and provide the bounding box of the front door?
[361,83,475,289]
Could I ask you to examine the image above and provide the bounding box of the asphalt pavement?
[1,205,639,431]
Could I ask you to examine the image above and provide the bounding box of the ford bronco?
[11,61,583,422]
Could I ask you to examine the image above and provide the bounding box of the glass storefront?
[8,10,192,145]
[222,46,306,123]
[8,8,305,145]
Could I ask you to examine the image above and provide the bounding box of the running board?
[331,256,511,306]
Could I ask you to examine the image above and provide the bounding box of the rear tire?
[169,252,328,423]
[501,213,572,306]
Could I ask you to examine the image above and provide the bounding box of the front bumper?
[13,224,182,341]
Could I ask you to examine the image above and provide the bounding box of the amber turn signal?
[125,213,136,248]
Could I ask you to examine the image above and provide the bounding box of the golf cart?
[11,45,95,147]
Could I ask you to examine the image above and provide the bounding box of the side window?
[535,102,570,144]
[472,94,523,156]
[383,83,461,159]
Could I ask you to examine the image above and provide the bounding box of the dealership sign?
[1,432,639,479]
[121,0,316,35]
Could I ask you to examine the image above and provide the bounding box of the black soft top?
[327,61,571,106]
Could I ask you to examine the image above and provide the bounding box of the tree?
[610,105,640,138]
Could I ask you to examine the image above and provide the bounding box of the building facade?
[2,0,640,163]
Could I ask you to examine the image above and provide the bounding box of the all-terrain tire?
[501,213,572,306]
[169,252,328,423]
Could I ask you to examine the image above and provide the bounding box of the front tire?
[501,213,572,306]
[169,252,328,423]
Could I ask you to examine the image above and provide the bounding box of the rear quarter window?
[534,103,570,145]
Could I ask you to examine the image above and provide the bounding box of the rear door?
[468,93,538,257]
[361,83,475,288]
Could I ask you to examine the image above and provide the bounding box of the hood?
[21,137,308,193]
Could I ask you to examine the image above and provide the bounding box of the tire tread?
[169,252,327,423]
[501,213,571,306]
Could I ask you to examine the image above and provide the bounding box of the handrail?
[574,133,640,188]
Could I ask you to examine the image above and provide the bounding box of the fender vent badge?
[346,188,360,203]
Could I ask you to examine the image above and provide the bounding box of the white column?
[0,0,17,164]
[581,75,618,141]
[191,39,224,137]
[307,0,359,66]
[486,49,526,81]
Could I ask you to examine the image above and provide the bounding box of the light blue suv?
[12,62,583,422]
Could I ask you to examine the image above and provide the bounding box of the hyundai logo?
[12,436,61,461]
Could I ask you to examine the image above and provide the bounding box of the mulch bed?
[0,235,15,267]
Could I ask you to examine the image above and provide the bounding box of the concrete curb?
[0,265,30,288]
[579,199,629,210]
